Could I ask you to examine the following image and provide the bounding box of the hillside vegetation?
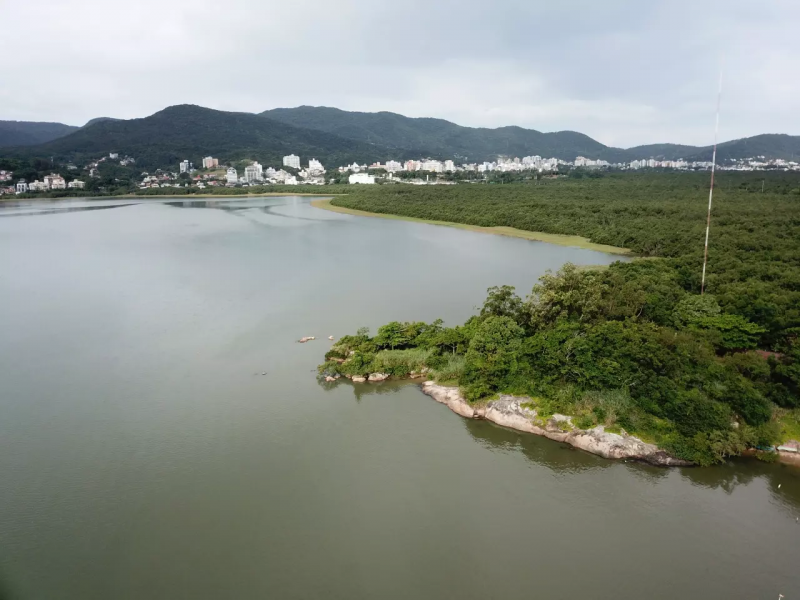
[321,172,800,465]
[0,120,78,147]
[8,105,398,170]
[264,106,800,162]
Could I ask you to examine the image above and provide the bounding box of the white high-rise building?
[244,162,263,182]
[385,160,402,172]
[421,160,443,173]
[283,154,300,169]
[202,156,218,169]
[226,167,238,184]
[444,160,455,172]
[308,158,324,174]
[180,160,190,173]
[15,180,28,193]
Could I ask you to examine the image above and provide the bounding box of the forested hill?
[0,120,78,147]
[6,105,397,170]
[261,106,629,162]
[263,106,800,163]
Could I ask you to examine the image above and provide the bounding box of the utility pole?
[701,69,723,295]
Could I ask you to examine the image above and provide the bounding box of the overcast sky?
[3,0,797,147]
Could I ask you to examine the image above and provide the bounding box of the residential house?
[44,174,66,189]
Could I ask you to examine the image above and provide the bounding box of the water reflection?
[0,203,135,218]
[679,458,800,512]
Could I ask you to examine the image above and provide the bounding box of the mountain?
[263,106,800,163]
[4,104,799,169]
[82,117,121,128]
[0,120,78,147]
[710,134,800,162]
[261,106,630,162]
[10,105,397,170]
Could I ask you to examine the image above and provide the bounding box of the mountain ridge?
[2,104,798,168]
[0,120,79,147]
[262,106,800,163]
[4,105,400,170]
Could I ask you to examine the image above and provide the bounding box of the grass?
[777,409,800,444]
[311,198,631,255]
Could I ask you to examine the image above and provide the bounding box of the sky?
[2,0,797,148]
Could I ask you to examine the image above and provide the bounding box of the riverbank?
[4,192,341,201]
[419,381,689,466]
[311,198,632,255]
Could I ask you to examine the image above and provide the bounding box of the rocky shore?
[420,381,692,467]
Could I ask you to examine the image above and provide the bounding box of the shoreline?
[4,192,341,201]
[417,381,690,467]
[311,198,632,255]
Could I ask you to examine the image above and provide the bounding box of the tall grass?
[431,355,466,383]
[370,348,435,376]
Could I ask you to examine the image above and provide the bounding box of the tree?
[527,264,604,329]
[462,316,525,398]
[373,321,409,350]
[480,285,526,325]
[433,327,468,355]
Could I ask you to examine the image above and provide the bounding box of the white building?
[385,160,402,173]
[285,176,299,185]
[244,162,263,183]
[202,156,218,169]
[28,180,49,192]
[180,160,190,174]
[283,154,300,169]
[68,180,86,189]
[109,153,119,159]
[44,174,66,189]
[308,158,324,174]
[226,167,238,184]
[15,180,28,194]
[349,173,375,184]
[444,160,455,172]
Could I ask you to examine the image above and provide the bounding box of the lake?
[0,196,798,600]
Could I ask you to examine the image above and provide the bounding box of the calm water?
[0,196,798,600]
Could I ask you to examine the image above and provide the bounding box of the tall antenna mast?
[701,69,723,295]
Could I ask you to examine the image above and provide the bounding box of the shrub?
[431,354,466,382]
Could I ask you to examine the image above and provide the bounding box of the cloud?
[2,0,798,147]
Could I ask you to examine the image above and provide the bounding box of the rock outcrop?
[368,373,390,382]
[421,382,691,467]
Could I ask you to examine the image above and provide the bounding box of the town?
[1,151,798,196]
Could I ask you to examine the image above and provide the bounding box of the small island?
[320,264,800,467]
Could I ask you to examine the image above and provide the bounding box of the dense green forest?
[320,172,800,465]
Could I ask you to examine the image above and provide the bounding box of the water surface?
[0,196,798,600]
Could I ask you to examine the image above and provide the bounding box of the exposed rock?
[421,383,691,467]
[298,336,316,343]
[368,373,390,382]
[352,376,367,383]
[421,381,482,419]
[325,376,336,382]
